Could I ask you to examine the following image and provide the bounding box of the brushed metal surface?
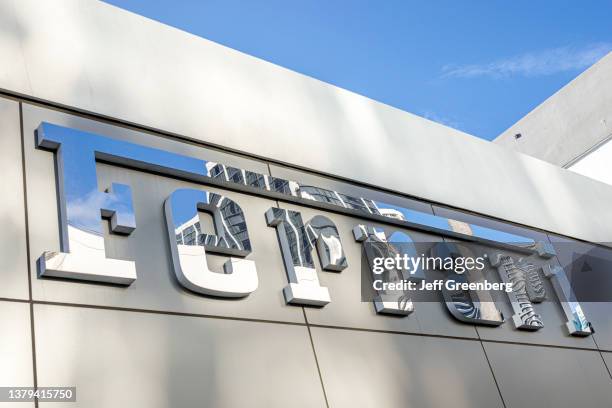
[484,341,612,408]
[33,304,326,408]
[0,301,34,408]
[0,96,29,300]
[311,326,504,408]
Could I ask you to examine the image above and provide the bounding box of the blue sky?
[104,0,611,140]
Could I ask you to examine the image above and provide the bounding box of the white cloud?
[441,43,612,79]
[66,188,133,232]
[421,110,463,130]
[67,189,108,231]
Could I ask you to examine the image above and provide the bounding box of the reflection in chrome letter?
[307,215,348,271]
[543,265,592,336]
[432,243,503,326]
[353,225,425,315]
[266,208,347,306]
[489,255,544,330]
[164,189,258,297]
[36,123,137,284]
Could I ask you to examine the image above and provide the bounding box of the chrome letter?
[165,189,258,297]
[36,123,137,284]
[353,225,424,315]
[266,208,347,306]
[489,255,545,330]
[432,242,503,326]
[543,265,592,336]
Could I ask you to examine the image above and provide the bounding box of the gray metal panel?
[279,201,478,339]
[1,0,612,244]
[311,327,504,408]
[33,304,326,408]
[602,352,612,377]
[0,97,29,300]
[495,53,612,167]
[22,104,305,323]
[0,301,34,408]
[583,303,612,351]
[484,341,612,408]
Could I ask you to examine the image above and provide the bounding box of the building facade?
[1,1,612,407]
[496,52,612,185]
